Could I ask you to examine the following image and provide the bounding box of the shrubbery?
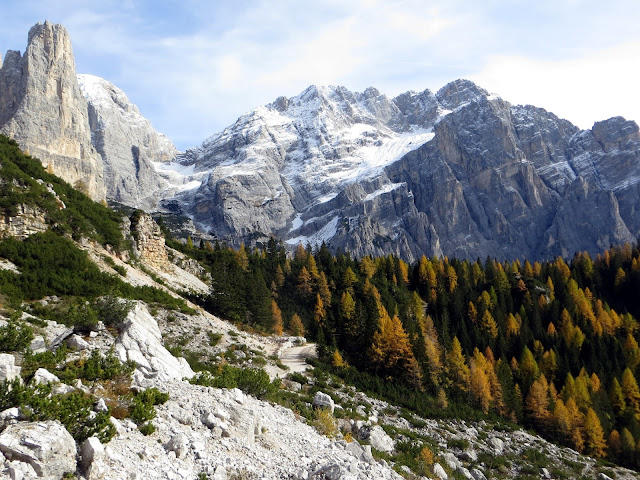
[190,366,279,400]
[0,318,34,352]
[0,379,115,443]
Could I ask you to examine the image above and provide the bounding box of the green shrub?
[190,366,278,399]
[207,332,223,347]
[138,422,156,436]
[57,349,133,383]
[0,380,116,443]
[447,438,470,450]
[93,296,134,328]
[0,319,33,352]
[113,265,127,276]
[287,371,308,385]
[129,388,169,425]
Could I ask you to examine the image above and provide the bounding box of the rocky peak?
[78,74,175,209]
[436,78,489,110]
[0,21,105,201]
[591,116,640,151]
[393,88,439,128]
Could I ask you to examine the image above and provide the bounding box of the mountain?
[0,21,105,201]
[2,21,640,262]
[160,80,640,261]
[77,74,178,210]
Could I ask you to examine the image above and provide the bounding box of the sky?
[1,0,639,151]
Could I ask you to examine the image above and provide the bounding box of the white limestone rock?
[0,22,105,201]
[114,303,194,382]
[31,368,60,385]
[367,425,395,453]
[0,354,20,382]
[312,391,335,413]
[0,420,76,479]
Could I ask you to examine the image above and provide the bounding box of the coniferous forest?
[171,235,640,469]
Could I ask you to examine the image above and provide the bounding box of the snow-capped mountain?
[156,79,640,261]
[3,20,639,261]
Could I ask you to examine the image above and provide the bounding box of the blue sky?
[1,0,639,150]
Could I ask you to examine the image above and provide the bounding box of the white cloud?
[471,41,640,128]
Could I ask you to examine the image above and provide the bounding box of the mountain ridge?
[1,21,640,262]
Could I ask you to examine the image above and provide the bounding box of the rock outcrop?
[0,21,105,201]
[130,211,170,270]
[0,420,76,479]
[78,74,176,209]
[0,354,20,382]
[0,204,47,239]
[114,302,194,382]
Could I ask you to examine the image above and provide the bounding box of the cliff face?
[0,22,105,201]
[78,74,176,210]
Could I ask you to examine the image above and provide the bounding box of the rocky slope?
[78,74,178,210]
[0,22,105,201]
[159,80,640,261]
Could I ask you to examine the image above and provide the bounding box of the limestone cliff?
[78,74,176,209]
[0,21,105,201]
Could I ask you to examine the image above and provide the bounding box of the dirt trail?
[279,343,316,373]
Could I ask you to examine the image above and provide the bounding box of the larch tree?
[445,337,470,395]
[584,408,607,458]
[369,306,422,387]
[289,313,305,337]
[621,368,640,419]
[272,300,284,336]
[469,349,493,414]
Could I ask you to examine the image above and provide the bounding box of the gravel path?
[279,343,316,373]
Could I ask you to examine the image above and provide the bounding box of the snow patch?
[285,216,340,247]
[363,183,405,202]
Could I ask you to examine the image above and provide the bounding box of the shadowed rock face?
[0,21,105,201]
[161,80,640,262]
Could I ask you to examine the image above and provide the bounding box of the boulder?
[49,327,74,350]
[0,354,20,382]
[94,398,109,413]
[81,437,105,478]
[115,303,194,381]
[67,334,91,351]
[433,462,448,480]
[28,336,46,353]
[486,436,504,453]
[0,420,76,479]
[32,368,60,385]
[312,391,335,413]
[165,433,189,459]
[470,469,487,480]
[367,425,394,453]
